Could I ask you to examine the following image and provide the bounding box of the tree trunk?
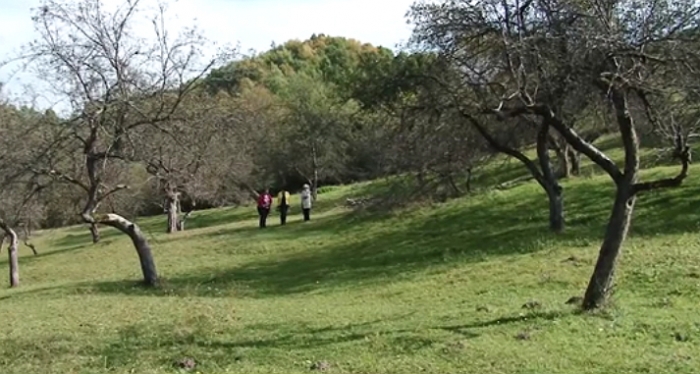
[582,88,640,309]
[464,112,566,233]
[582,185,636,309]
[165,190,180,234]
[21,225,38,255]
[7,230,19,287]
[545,183,565,233]
[84,150,102,244]
[311,143,319,202]
[97,214,158,286]
[89,223,100,243]
[568,148,581,175]
[553,143,572,178]
[23,241,39,256]
[0,221,19,287]
[177,210,193,231]
[537,121,565,233]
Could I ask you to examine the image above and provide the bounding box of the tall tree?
[274,73,356,199]
[408,0,588,233]
[20,0,229,285]
[411,0,699,308]
[135,91,254,233]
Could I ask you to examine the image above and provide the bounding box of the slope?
[0,149,698,373]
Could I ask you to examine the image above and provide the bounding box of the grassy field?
[1,142,700,373]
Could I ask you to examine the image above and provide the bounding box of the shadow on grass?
[172,207,259,231]
[200,206,390,242]
[1,237,120,266]
[562,175,700,237]
[85,193,563,299]
[52,227,121,249]
[440,310,570,331]
[0,307,571,372]
[86,167,700,300]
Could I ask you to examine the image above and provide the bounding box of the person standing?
[277,189,291,225]
[257,188,272,228]
[300,184,312,221]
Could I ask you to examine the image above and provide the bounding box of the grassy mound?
[0,148,699,373]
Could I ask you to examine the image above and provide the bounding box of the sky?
[0,0,420,109]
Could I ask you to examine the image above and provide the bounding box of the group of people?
[256,184,313,228]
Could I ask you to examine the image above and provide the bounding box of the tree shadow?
[438,310,571,332]
[0,305,570,373]
[562,174,700,237]
[171,208,258,231]
[86,194,561,298]
[85,314,437,370]
[201,207,389,242]
[19,242,108,263]
[52,228,121,248]
[60,164,700,300]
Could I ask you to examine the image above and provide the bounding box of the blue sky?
[0,0,420,108]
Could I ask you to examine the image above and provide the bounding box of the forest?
[1,0,699,313]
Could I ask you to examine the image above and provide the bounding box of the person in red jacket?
[257,188,272,228]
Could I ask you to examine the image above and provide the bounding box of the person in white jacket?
[300,184,312,221]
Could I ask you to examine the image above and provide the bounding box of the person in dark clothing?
[257,188,272,228]
[277,190,291,225]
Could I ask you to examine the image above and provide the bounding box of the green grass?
[1,143,700,373]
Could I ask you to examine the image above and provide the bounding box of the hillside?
[0,151,699,373]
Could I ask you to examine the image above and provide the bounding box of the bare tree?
[412,0,699,308]
[523,0,698,309]
[19,0,231,285]
[0,100,46,260]
[408,3,575,232]
[134,90,254,232]
[382,85,493,202]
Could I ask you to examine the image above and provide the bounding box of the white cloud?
[0,0,419,108]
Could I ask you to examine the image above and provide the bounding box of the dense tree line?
[0,0,698,309]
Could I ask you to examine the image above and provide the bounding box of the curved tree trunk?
[582,185,635,309]
[21,224,39,255]
[521,91,689,310]
[177,209,193,231]
[462,111,566,233]
[97,213,158,286]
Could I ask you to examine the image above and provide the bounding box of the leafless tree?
[384,85,494,201]
[408,2,577,232]
[17,0,232,285]
[0,100,46,265]
[135,91,252,233]
[410,0,700,308]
